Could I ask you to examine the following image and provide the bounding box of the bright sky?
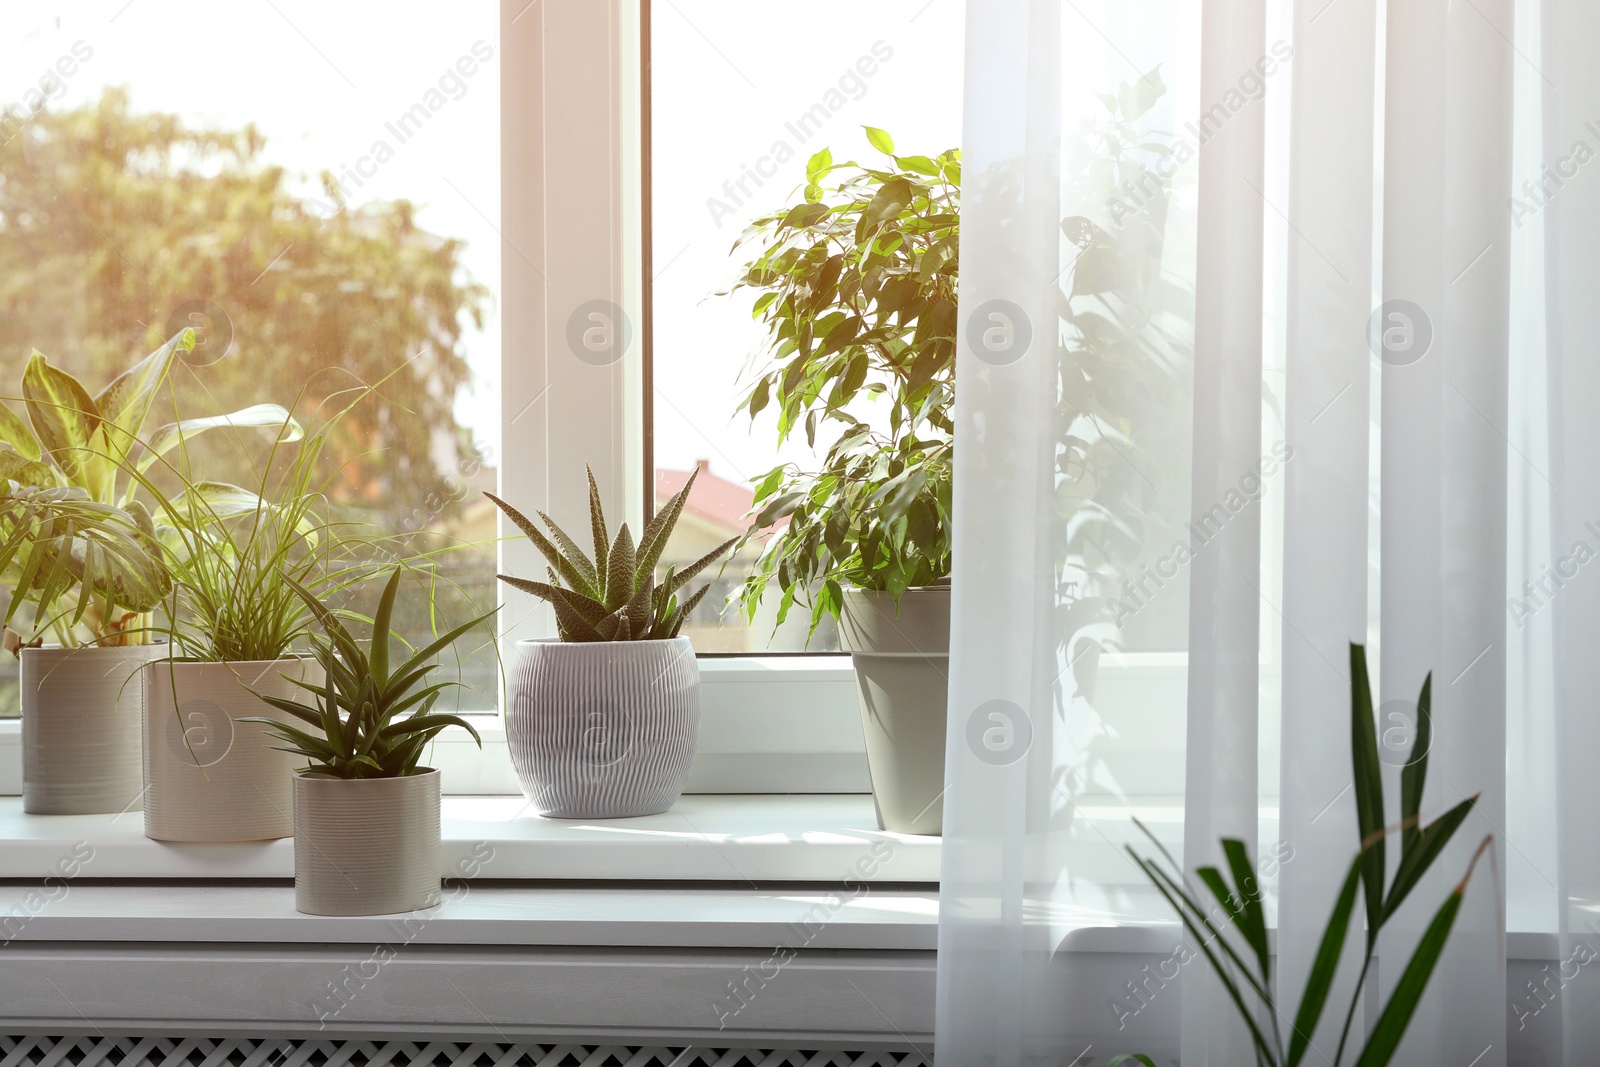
[651,0,964,485]
[0,0,503,450]
[0,0,965,490]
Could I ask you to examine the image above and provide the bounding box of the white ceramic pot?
[141,657,322,842]
[21,643,164,815]
[508,636,700,818]
[839,585,950,836]
[292,768,441,915]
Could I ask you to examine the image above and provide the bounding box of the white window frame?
[415,0,866,797]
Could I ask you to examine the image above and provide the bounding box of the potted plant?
[0,329,295,814]
[0,481,171,814]
[486,466,734,818]
[241,565,494,915]
[726,130,958,835]
[136,410,381,843]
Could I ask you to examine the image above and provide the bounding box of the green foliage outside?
[0,88,489,524]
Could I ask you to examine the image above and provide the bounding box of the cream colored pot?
[839,585,951,836]
[22,644,164,815]
[141,657,321,843]
[292,768,442,916]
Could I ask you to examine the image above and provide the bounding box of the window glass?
[0,1,501,712]
[650,0,964,652]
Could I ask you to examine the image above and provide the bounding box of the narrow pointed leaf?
[1399,673,1432,861]
[1287,857,1362,1067]
[1351,890,1466,1067]
[1350,642,1386,943]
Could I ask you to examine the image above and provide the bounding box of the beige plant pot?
[22,643,164,815]
[293,769,441,916]
[141,658,321,843]
[839,585,951,836]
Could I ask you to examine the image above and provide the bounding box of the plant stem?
[1333,950,1375,1067]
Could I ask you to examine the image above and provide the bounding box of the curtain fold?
[1277,0,1376,1058]
[1377,1,1511,1062]
[1181,1,1266,1063]
[941,0,1517,1059]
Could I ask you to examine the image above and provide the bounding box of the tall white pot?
[141,658,321,842]
[21,644,164,815]
[838,585,950,835]
[508,637,700,818]
[293,769,441,916]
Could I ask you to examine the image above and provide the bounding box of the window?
[648,0,965,652]
[0,1,502,714]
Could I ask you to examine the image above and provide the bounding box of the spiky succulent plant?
[486,466,735,642]
[241,566,495,779]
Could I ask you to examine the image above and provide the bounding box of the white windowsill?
[0,792,940,882]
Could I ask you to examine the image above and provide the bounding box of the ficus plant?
[487,465,735,642]
[724,127,957,639]
[0,329,296,646]
[241,565,495,779]
[1115,644,1493,1067]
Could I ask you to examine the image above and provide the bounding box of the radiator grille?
[0,1037,932,1067]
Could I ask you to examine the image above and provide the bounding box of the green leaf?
[1349,642,1386,944]
[1120,67,1167,121]
[805,147,832,180]
[1106,1058,1157,1067]
[369,565,402,686]
[863,126,895,155]
[1399,673,1433,860]
[1382,796,1476,924]
[1222,838,1269,981]
[587,465,609,580]
[139,404,302,469]
[22,351,100,483]
[94,328,192,467]
[604,523,636,612]
[0,403,40,460]
[0,448,62,489]
[1352,889,1466,1067]
[1287,857,1362,1067]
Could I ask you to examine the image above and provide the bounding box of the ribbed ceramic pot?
[508,636,700,818]
[142,657,322,843]
[293,769,441,915]
[839,585,950,836]
[22,643,165,815]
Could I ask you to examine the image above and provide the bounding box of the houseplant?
[487,465,734,818]
[0,328,296,813]
[136,408,374,843]
[241,565,494,915]
[0,481,170,813]
[726,128,957,835]
[1115,645,1494,1067]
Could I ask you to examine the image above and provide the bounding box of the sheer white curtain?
[940,0,1524,1062]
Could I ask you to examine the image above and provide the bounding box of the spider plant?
[1116,644,1494,1067]
[240,565,495,779]
[132,392,381,664]
[485,464,735,642]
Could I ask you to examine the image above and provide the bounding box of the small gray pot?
[839,586,950,835]
[508,636,700,818]
[293,769,441,916]
[22,643,164,815]
[142,658,322,843]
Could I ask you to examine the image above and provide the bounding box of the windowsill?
[0,792,940,882]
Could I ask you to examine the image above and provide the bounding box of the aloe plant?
[1118,644,1494,1067]
[486,466,735,642]
[240,566,495,779]
[0,328,298,645]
